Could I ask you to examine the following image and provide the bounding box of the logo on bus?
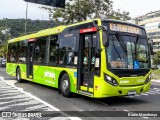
[44,72,55,78]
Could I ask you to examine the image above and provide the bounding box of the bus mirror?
[74,56,78,65]
[95,58,100,68]
[93,20,98,25]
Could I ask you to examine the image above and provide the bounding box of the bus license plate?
[128,90,136,95]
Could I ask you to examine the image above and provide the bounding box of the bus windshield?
[107,32,150,69]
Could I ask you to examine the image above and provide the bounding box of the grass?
[151,69,160,80]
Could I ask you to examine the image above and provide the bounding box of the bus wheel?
[61,73,71,97]
[16,68,22,83]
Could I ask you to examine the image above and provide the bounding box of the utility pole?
[25,2,28,35]
[4,18,7,41]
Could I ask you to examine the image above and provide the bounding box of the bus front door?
[78,33,97,95]
[27,40,35,79]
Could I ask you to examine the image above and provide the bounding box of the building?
[131,10,160,52]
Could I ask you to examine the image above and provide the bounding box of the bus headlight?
[145,75,151,84]
[104,74,118,86]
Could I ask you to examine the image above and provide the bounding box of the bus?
[6,19,152,98]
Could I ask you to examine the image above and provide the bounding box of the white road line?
[153,88,158,89]
[92,100,108,106]
[152,88,160,91]
[151,80,160,83]
[151,83,160,86]
[147,92,156,95]
[141,93,148,96]
[149,90,160,94]
[0,76,81,120]
[135,95,141,97]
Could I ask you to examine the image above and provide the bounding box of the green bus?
[6,19,152,98]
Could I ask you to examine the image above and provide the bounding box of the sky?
[0,0,160,20]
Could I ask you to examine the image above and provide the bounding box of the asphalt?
[0,67,160,120]
[0,77,73,120]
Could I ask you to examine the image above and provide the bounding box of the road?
[0,67,160,120]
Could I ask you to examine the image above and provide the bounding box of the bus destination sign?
[110,23,142,35]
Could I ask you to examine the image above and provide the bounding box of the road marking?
[0,76,81,120]
[151,80,160,83]
[141,93,148,96]
[149,90,160,94]
[151,83,160,86]
[92,100,108,106]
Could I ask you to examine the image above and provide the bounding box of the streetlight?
[25,2,28,35]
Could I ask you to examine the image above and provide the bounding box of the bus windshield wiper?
[111,35,122,61]
[135,35,141,53]
[115,32,127,55]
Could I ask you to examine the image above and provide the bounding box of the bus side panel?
[19,64,27,79]
[6,63,18,76]
[6,63,27,79]
[55,68,77,93]
[33,65,57,88]
[33,65,77,93]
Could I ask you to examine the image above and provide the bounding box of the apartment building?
[131,10,160,52]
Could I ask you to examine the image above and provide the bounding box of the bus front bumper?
[95,81,151,98]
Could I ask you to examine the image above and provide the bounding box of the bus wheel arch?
[58,71,72,97]
[16,66,22,83]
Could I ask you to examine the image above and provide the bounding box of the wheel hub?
[62,79,68,92]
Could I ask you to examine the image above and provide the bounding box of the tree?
[153,51,160,68]
[41,0,131,24]
[0,19,56,57]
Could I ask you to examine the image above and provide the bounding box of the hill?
[0,19,56,41]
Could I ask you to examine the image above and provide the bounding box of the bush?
[151,69,160,80]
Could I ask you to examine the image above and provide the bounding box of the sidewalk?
[0,77,78,120]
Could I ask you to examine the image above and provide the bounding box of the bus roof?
[101,19,145,30]
[8,18,143,43]
[8,18,100,43]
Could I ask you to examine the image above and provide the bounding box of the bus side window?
[10,42,18,63]
[34,37,47,65]
[7,43,12,62]
[49,35,59,66]
[59,36,78,66]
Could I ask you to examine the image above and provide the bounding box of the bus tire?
[60,73,71,97]
[16,68,22,83]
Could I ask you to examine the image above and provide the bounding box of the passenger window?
[34,37,47,65]
[49,35,59,65]
[18,41,27,63]
[59,36,77,66]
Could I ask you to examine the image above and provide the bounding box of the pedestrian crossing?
[127,87,160,98]
[0,80,70,120]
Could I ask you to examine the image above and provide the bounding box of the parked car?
[0,59,6,67]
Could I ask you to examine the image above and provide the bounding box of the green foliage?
[0,19,56,57]
[0,19,56,39]
[41,0,131,24]
[153,51,160,67]
[0,41,7,58]
[151,69,160,80]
